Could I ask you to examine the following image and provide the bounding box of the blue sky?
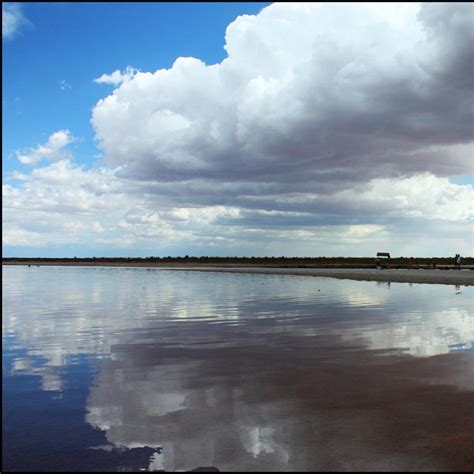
[3,2,269,177]
[3,2,473,258]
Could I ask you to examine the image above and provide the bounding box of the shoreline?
[160,266,474,286]
[3,262,473,285]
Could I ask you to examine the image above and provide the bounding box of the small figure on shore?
[375,257,381,269]
[456,254,462,270]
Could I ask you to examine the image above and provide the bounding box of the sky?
[2,2,473,258]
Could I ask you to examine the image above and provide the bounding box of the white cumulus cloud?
[15,130,77,166]
[93,66,138,86]
[88,3,473,232]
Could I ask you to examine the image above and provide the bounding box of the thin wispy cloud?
[59,80,72,91]
[2,3,30,39]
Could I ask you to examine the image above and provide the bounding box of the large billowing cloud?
[91,3,473,200]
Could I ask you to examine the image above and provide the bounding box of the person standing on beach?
[454,254,459,269]
[456,254,462,270]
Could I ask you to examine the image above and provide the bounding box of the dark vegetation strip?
[3,256,473,268]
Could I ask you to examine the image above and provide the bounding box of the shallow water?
[2,265,474,472]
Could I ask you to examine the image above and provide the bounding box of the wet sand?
[162,266,474,286]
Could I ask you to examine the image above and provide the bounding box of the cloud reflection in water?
[3,266,474,471]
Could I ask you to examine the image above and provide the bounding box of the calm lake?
[2,265,474,472]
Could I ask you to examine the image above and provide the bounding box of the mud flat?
[161,266,474,286]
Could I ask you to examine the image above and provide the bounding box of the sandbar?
[160,266,474,285]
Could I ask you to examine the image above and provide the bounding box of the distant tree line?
[2,255,473,266]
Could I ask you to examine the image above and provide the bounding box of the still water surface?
[3,266,474,471]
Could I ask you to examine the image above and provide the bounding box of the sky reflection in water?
[3,266,474,471]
